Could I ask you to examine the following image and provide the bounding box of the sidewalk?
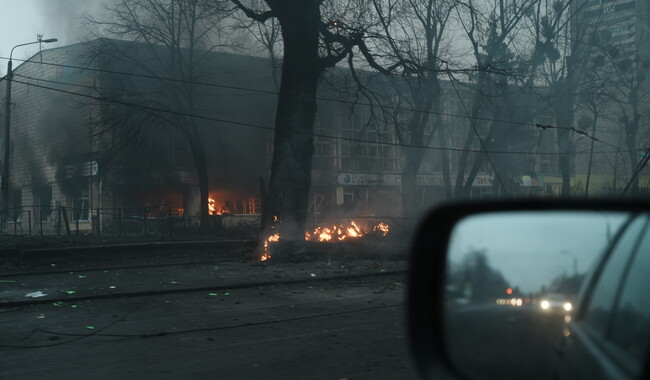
[0,260,407,307]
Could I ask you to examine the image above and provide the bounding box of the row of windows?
[315,122,560,175]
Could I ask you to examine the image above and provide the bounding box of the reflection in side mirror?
[443,211,626,380]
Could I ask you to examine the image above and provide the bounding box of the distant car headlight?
[541,300,550,309]
[563,302,572,311]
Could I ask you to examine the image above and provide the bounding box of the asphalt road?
[446,303,566,380]
[1,272,417,380]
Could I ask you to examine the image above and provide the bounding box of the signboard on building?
[337,173,494,187]
[64,161,98,178]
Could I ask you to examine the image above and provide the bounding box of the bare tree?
[450,0,540,198]
[233,0,283,90]
[86,0,231,227]
[596,42,650,195]
[229,0,396,241]
[575,61,611,197]
[367,0,456,215]
[531,0,582,197]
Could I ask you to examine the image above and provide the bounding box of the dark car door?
[555,215,650,380]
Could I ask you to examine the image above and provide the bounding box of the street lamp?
[2,37,57,227]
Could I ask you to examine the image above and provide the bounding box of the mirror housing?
[408,199,650,380]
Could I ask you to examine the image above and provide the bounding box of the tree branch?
[229,0,275,22]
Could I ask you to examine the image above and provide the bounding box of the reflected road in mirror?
[443,211,627,380]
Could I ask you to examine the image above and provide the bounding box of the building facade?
[3,38,632,235]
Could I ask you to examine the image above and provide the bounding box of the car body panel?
[553,214,649,380]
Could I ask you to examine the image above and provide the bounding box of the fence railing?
[0,205,410,239]
[0,205,261,238]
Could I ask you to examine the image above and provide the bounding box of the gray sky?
[0,0,105,76]
[448,211,628,294]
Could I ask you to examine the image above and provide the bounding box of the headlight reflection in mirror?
[443,211,627,380]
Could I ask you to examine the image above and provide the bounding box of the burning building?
[0,39,273,234]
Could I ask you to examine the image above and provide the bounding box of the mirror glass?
[444,211,628,380]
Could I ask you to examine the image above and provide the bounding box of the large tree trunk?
[555,58,577,198]
[585,115,598,197]
[261,1,321,240]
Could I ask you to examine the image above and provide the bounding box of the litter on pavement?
[25,291,47,298]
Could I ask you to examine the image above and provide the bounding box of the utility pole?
[2,58,13,227]
[1,37,58,228]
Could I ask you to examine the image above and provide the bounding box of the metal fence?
[0,205,412,239]
[0,205,261,238]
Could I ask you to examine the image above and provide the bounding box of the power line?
[12,72,267,99]
[15,70,628,152]
[0,55,621,146]
[9,77,628,157]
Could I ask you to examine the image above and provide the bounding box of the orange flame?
[208,198,218,215]
[261,217,280,261]
[314,226,333,242]
[308,221,368,242]
[372,222,390,236]
[261,234,279,261]
[260,219,389,261]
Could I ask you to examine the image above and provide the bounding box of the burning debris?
[373,222,389,237]
[305,221,368,242]
[260,220,391,262]
[260,216,280,261]
[261,233,279,261]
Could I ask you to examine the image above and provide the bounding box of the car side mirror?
[407,200,649,380]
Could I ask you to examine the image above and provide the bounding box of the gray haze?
[1,0,108,76]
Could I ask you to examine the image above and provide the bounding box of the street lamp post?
[1,37,57,227]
